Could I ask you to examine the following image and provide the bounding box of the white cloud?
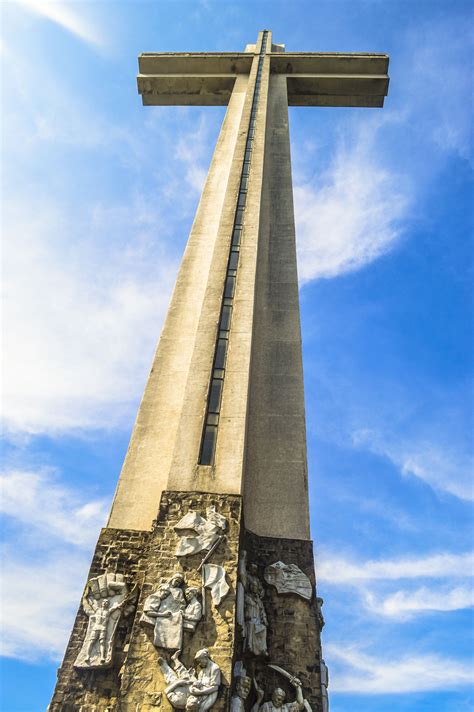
[0,468,108,547]
[294,124,410,282]
[0,549,91,660]
[2,191,178,435]
[364,585,474,620]
[353,428,474,502]
[318,551,474,584]
[328,646,473,693]
[318,551,474,621]
[0,467,106,660]
[405,17,473,162]
[14,0,105,48]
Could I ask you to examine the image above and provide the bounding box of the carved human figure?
[320,659,329,712]
[230,675,252,712]
[251,678,305,712]
[247,563,264,597]
[84,598,123,664]
[244,578,268,657]
[74,572,133,669]
[183,586,203,632]
[158,649,221,711]
[191,648,221,711]
[141,574,186,651]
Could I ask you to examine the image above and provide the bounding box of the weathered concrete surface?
[108,69,250,530]
[49,528,149,712]
[241,528,323,711]
[243,71,310,540]
[138,49,389,107]
[110,32,389,536]
[120,492,241,712]
[50,492,242,712]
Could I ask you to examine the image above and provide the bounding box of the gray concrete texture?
[109,31,389,540]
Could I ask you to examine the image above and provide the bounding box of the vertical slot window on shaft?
[199,31,268,465]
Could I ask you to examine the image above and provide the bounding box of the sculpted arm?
[250,680,265,712]
[294,681,304,710]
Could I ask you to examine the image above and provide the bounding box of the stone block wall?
[49,527,150,712]
[49,494,323,711]
[120,491,242,712]
[49,492,242,712]
[238,529,323,712]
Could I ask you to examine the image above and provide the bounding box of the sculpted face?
[195,652,209,669]
[101,599,110,609]
[185,587,199,600]
[271,688,286,707]
[236,676,251,699]
[171,574,185,588]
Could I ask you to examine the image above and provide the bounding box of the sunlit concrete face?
[108,32,389,539]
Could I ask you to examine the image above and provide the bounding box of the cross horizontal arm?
[137,50,389,108]
[271,53,389,107]
[137,53,251,106]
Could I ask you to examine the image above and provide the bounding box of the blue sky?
[1,1,473,710]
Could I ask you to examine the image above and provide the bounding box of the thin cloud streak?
[0,550,90,660]
[328,646,473,694]
[294,126,410,282]
[318,551,474,583]
[353,428,474,502]
[0,467,105,660]
[14,0,105,48]
[0,468,108,548]
[364,585,474,620]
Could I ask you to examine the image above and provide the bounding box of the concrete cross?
[50,32,391,710]
[109,29,389,537]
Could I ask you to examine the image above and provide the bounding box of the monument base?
[49,492,323,711]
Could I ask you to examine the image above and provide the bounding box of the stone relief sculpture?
[252,665,311,712]
[201,563,229,608]
[244,570,268,657]
[230,673,252,712]
[74,572,135,669]
[264,562,312,601]
[158,648,221,711]
[141,573,202,651]
[174,506,227,557]
[320,659,329,712]
[237,553,268,656]
[183,586,203,632]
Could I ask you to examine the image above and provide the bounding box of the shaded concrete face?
[243,73,310,540]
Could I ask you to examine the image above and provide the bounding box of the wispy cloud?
[294,121,410,282]
[328,646,473,693]
[364,585,474,620]
[318,551,474,584]
[0,468,108,547]
[14,0,105,49]
[2,192,178,435]
[353,428,474,502]
[0,549,92,660]
[318,551,474,621]
[0,467,106,660]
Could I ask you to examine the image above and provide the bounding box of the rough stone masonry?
[50,30,388,712]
